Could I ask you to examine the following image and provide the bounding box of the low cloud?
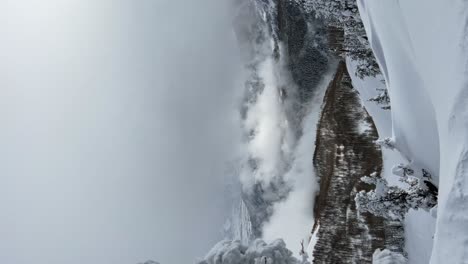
[0,1,242,264]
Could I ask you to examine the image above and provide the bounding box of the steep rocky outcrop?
[312,61,404,263]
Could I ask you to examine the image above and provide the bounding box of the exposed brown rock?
[312,61,404,263]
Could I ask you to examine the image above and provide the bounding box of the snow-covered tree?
[372,249,407,264]
[355,174,437,221]
[298,0,360,25]
[391,163,415,178]
[375,139,437,191]
[198,239,310,264]
[297,0,381,79]
[391,162,437,192]
[376,137,396,151]
[369,88,391,109]
[354,56,381,78]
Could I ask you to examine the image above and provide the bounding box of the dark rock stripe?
[312,61,404,263]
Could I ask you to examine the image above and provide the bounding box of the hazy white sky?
[0,1,242,263]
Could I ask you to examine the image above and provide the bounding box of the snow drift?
[372,249,406,264]
[356,0,468,263]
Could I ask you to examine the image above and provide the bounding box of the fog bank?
[0,1,241,264]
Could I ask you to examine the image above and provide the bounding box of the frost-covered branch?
[376,137,396,150]
[392,163,415,178]
[369,88,391,110]
[356,174,437,221]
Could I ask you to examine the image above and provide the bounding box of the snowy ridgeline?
[138,246,405,264]
[197,240,406,264]
[139,246,406,264]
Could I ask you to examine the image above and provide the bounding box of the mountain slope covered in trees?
[198,0,468,262]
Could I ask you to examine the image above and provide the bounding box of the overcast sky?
[0,1,242,263]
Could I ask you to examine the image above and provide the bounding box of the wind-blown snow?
[356,0,468,263]
[198,239,309,264]
[231,1,333,254]
[262,63,337,254]
[241,56,296,188]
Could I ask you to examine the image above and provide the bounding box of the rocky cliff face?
[312,61,404,263]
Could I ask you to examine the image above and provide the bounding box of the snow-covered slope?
[347,59,436,264]
[357,0,440,183]
[356,0,468,263]
[372,249,406,264]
